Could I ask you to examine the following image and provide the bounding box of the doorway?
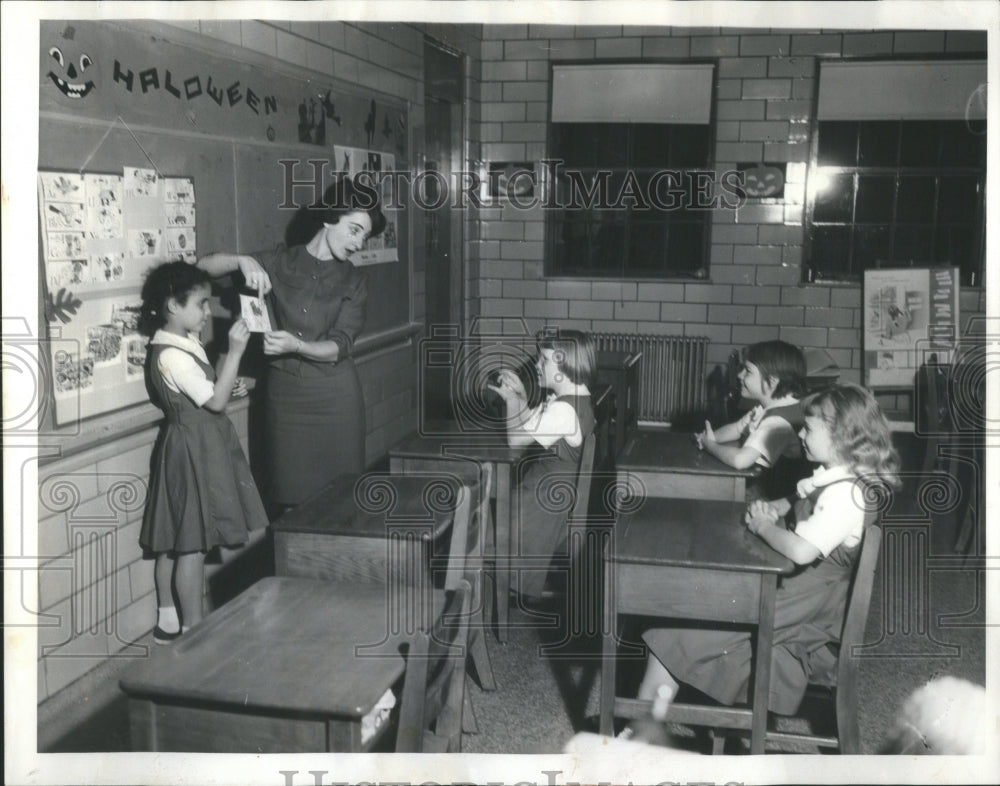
[421,38,466,423]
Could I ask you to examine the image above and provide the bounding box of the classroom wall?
[36,20,433,703]
[469,26,988,387]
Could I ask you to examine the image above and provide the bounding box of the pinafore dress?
[514,393,596,598]
[642,476,875,715]
[140,344,269,553]
[747,400,813,500]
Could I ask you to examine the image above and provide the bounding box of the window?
[807,60,986,286]
[546,63,715,280]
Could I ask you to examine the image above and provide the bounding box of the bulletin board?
[38,167,197,425]
[863,266,960,388]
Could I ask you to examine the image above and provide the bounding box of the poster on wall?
[863,266,959,388]
[333,145,398,265]
[39,168,196,425]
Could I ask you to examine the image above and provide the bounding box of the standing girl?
[637,383,900,719]
[488,329,597,601]
[139,261,268,642]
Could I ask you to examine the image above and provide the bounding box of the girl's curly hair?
[804,383,901,489]
[138,260,211,337]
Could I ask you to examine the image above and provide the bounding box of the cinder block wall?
[470,26,988,385]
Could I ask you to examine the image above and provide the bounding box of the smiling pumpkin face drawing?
[46,26,96,100]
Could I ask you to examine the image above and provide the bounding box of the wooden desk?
[271,473,458,585]
[600,498,793,754]
[389,425,524,642]
[616,429,756,502]
[120,577,407,752]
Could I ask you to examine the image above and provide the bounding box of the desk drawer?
[613,562,763,623]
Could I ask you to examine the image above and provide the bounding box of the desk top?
[271,473,464,537]
[390,423,526,464]
[617,429,758,479]
[120,577,407,718]
[612,497,792,575]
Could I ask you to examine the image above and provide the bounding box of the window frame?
[804,55,988,287]
[544,59,718,281]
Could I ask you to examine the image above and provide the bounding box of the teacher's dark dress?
[257,244,368,506]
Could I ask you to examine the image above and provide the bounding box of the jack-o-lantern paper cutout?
[45,26,96,101]
[738,163,786,199]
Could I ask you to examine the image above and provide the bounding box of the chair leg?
[468,627,496,691]
[710,729,727,755]
[462,677,479,734]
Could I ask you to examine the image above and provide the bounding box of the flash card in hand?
[240,294,272,332]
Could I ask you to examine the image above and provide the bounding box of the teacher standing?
[198,176,386,507]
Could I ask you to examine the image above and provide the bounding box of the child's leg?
[174,551,207,629]
[153,553,180,638]
[638,652,680,720]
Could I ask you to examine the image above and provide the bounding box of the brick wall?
[472,26,988,383]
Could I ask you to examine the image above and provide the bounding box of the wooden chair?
[514,432,597,623]
[761,523,882,753]
[704,523,883,753]
[395,578,473,752]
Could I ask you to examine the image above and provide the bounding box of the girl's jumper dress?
[741,399,812,500]
[140,333,268,553]
[642,468,876,715]
[514,392,596,598]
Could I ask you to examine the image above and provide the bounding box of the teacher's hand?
[263,330,301,356]
[238,256,272,299]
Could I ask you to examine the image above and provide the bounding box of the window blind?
[818,60,986,121]
[550,63,714,124]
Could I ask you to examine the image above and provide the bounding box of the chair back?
[834,522,882,753]
[440,478,481,592]
[570,431,597,527]
[395,578,472,752]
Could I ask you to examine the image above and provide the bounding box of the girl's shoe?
[153,625,181,644]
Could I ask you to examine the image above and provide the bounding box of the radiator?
[594,333,709,423]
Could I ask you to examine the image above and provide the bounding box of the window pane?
[631,125,668,168]
[627,221,668,272]
[852,225,891,269]
[858,121,899,166]
[594,222,626,271]
[813,173,854,222]
[896,176,935,223]
[899,121,940,166]
[550,220,592,275]
[892,225,933,264]
[665,223,704,273]
[817,121,858,165]
[937,176,979,222]
[939,122,986,166]
[669,125,711,168]
[856,176,895,223]
[811,226,851,278]
[933,224,972,268]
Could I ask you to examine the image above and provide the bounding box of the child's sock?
[157,606,180,634]
[651,683,675,721]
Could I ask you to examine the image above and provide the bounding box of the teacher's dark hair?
[285,174,387,246]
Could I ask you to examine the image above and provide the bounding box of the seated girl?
[637,383,900,721]
[698,339,811,499]
[488,329,596,600]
